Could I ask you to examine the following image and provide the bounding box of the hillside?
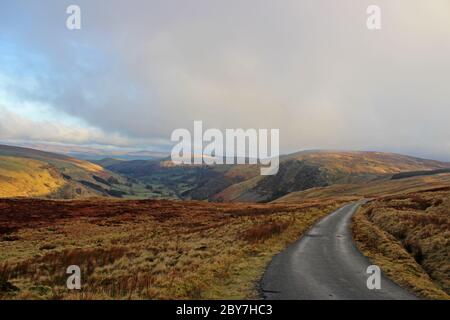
[275,173,450,203]
[283,150,449,174]
[213,151,450,202]
[102,150,450,203]
[0,156,65,198]
[0,145,151,199]
[2,145,449,202]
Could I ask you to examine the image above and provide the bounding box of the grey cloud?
[0,104,150,147]
[0,0,449,159]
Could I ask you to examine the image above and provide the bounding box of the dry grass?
[276,173,450,203]
[0,156,65,198]
[0,198,342,300]
[352,190,450,300]
[240,220,290,243]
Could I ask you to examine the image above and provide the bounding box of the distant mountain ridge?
[1,144,449,202]
[0,142,168,160]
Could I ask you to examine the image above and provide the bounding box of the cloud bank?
[0,0,449,159]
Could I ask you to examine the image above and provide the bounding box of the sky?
[0,0,449,159]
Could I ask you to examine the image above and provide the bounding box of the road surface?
[261,201,418,300]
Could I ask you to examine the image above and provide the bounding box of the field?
[0,198,342,299]
[352,188,450,299]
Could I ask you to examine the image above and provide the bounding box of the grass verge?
[352,190,450,300]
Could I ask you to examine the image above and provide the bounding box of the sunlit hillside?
[0,145,152,199]
[0,156,65,198]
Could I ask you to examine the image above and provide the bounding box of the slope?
[214,151,450,202]
[0,144,151,199]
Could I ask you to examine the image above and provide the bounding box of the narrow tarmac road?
[261,201,418,300]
